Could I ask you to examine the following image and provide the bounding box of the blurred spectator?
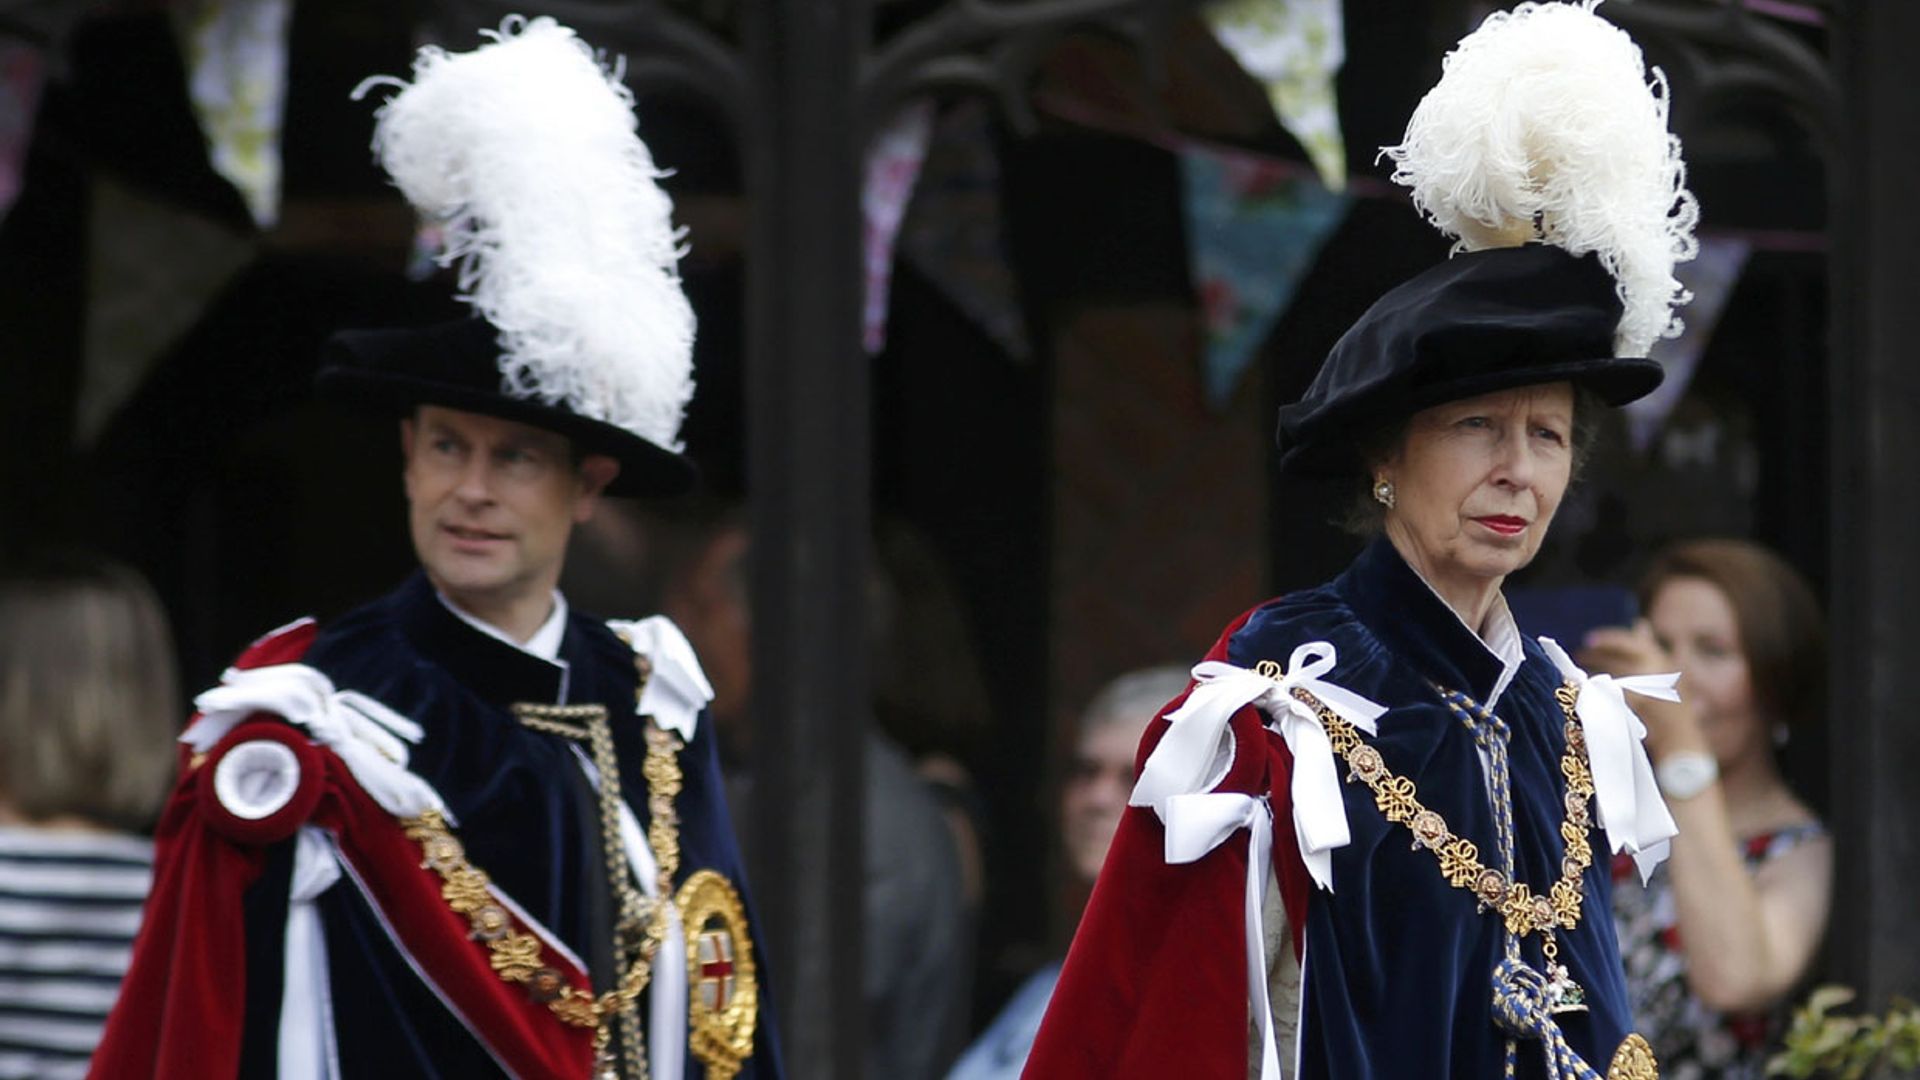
[567,504,974,1079]
[872,520,993,913]
[946,665,1190,1080]
[1581,539,1832,1079]
[0,554,179,1079]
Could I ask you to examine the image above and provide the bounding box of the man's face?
[401,405,617,618]
[1059,717,1137,885]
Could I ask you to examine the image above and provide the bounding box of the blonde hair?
[0,555,181,831]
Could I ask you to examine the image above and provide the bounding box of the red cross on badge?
[695,927,736,1012]
[677,869,756,1079]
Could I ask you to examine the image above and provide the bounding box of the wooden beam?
[1827,0,1920,1005]
[742,1,870,1076]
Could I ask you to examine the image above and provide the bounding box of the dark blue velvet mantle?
[237,573,783,1079]
[1227,537,1634,1079]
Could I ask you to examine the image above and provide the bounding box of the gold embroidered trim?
[396,638,703,1077]
[401,808,653,1041]
[1284,679,1596,941]
[1607,1033,1660,1079]
[394,640,688,1079]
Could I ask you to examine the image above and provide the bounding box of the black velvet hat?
[1275,245,1664,476]
[317,318,697,498]
[322,18,711,500]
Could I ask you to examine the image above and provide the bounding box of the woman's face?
[1648,576,1763,769]
[1060,717,1137,885]
[1381,382,1575,598]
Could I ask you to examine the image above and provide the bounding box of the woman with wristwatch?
[1584,539,1834,1080]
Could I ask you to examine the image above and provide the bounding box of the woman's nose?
[1491,427,1537,488]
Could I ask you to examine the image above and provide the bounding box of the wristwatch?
[1656,751,1720,800]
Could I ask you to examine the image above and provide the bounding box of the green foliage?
[1767,986,1920,1079]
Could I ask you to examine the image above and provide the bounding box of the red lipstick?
[1474,515,1527,537]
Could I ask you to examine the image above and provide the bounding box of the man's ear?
[572,455,621,522]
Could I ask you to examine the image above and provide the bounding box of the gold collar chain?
[1288,682,1596,951]
[1277,678,1658,1077]
[400,642,682,1080]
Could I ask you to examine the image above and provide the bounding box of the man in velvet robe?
[92,21,781,1079]
[92,322,784,1080]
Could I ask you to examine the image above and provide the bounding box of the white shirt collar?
[435,589,570,664]
[1480,593,1524,711]
[1405,568,1526,711]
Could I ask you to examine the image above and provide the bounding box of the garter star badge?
[676,869,757,1080]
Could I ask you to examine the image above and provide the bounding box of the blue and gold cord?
[1441,689,1602,1080]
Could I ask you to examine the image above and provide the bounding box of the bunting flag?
[175,0,294,228]
[862,100,936,354]
[899,99,1031,361]
[1181,144,1349,409]
[0,39,46,227]
[1205,0,1349,191]
[81,177,254,443]
[1621,236,1753,453]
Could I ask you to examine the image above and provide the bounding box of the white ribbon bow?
[184,663,450,822]
[606,617,713,741]
[1538,637,1680,883]
[1125,643,1380,1080]
[1132,642,1386,892]
[1164,792,1281,1080]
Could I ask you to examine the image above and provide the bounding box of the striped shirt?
[0,827,153,1080]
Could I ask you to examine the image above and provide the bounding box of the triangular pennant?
[1205,0,1349,191]
[1181,145,1349,409]
[899,100,1032,361]
[1622,236,1753,453]
[863,100,936,355]
[0,40,47,226]
[175,0,294,228]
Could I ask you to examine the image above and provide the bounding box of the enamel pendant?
[1545,961,1589,1014]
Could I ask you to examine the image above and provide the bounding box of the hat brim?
[1277,355,1662,476]
[316,347,697,498]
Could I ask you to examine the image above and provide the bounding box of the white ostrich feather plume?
[356,16,694,450]
[1380,0,1700,357]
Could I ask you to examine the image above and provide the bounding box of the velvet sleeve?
[1022,701,1280,1079]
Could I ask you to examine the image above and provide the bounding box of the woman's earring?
[1373,478,1395,509]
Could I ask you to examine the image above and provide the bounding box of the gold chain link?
[392,642,684,1080]
[1288,680,1597,941]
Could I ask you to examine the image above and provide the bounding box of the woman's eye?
[1534,426,1567,444]
[1458,416,1490,429]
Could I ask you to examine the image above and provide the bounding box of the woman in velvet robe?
[1022,245,1686,1080]
[1023,6,1701,1076]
